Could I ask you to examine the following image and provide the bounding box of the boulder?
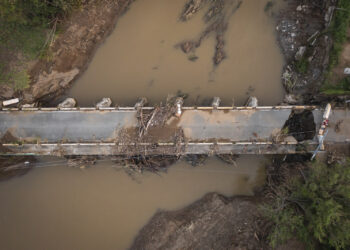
[22,103,36,108]
[96,98,112,108]
[245,96,258,107]
[283,94,298,104]
[295,46,306,61]
[134,97,148,109]
[211,97,221,109]
[58,98,76,108]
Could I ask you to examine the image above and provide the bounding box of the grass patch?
[321,77,350,95]
[328,0,350,70]
[12,70,30,90]
[294,57,309,74]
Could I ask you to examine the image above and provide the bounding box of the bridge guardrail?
[0,105,319,112]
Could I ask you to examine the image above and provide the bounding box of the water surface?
[69,0,284,106]
[0,156,265,249]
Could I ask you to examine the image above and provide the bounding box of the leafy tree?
[263,159,350,249]
[0,0,81,27]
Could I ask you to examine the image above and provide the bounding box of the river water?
[0,157,265,250]
[69,0,284,106]
[1,0,285,249]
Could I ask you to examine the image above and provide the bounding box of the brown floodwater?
[0,156,265,250]
[1,1,286,249]
[69,0,285,106]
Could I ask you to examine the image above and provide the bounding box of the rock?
[284,94,298,104]
[58,98,76,108]
[31,68,79,100]
[22,103,36,108]
[296,5,308,12]
[284,136,298,143]
[344,68,350,75]
[3,98,19,107]
[295,46,306,61]
[134,97,148,109]
[245,96,258,107]
[211,97,221,109]
[96,97,112,108]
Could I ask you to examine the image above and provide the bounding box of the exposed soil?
[0,0,134,103]
[131,191,305,250]
[130,193,270,250]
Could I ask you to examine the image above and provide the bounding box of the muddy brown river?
[1,0,285,249]
[69,0,285,106]
[0,157,265,250]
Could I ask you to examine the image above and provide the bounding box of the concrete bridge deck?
[0,106,349,156]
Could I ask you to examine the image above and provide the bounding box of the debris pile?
[177,0,242,66]
[276,0,335,99]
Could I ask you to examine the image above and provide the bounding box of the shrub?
[322,77,350,95]
[262,159,350,249]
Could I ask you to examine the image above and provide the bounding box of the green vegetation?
[328,0,350,70]
[295,57,309,74]
[0,0,82,27]
[322,77,350,95]
[262,160,350,249]
[0,0,81,90]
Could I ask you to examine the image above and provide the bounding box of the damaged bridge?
[0,105,349,156]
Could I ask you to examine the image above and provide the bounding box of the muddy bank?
[0,156,35,181]
[131,155,312,250]
[276,0,334,103]
[0,0,134,103]
[131,193,268,250]
[131,190,305,250]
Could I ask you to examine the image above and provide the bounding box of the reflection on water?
[69,0,284,106]
[0,156,265,250]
